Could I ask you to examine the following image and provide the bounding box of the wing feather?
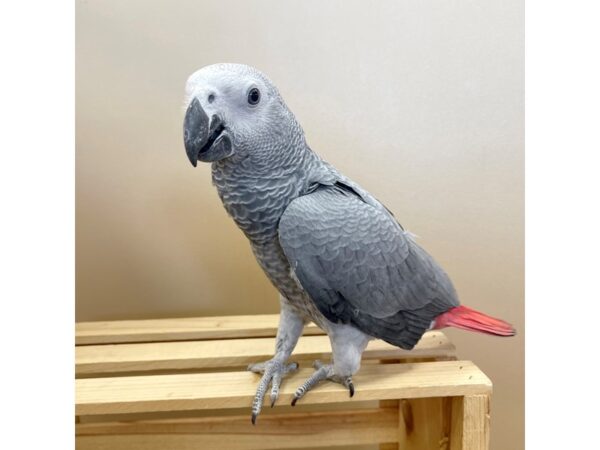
[279,184,458,349]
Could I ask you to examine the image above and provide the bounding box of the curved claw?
[291,363,330,406]
[249,360,298,424]
[291,362,357,405]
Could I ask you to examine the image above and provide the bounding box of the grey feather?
[278,183,458,349]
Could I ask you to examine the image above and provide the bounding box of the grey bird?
[182,63,515,424]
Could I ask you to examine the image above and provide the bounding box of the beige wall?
[76,1,523,448]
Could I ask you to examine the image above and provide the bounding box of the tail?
[433,305,516,336]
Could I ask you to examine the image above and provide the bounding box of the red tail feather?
[433,305,516,336]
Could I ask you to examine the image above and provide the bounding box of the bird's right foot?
[291,360,354,406]
[247,359,298,425]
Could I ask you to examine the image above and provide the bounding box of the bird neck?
[210,140,324,244]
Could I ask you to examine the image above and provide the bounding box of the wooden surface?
[76,408,398,450]
[76,360,491,416]
[398,397,452,450]
[450,395,490,450]
[76,314,322,345]
[76,331,454,375]
[75,314,492,449]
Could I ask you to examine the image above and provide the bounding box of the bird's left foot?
[291,360,354,406]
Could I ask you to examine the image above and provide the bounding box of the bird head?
[183,63,303,167]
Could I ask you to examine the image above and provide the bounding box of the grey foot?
[291,360,354,406]
[247,359,298,425]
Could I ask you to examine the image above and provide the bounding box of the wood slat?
[76,331,454,375]
[76,360,492,416]
[76,314,322,345]
[398,397,452,449]
[76,408,398,450]
[450,394,491,450]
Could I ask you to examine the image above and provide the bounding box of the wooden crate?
[75,314,492,449]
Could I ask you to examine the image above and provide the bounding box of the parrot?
[182,63,516,424]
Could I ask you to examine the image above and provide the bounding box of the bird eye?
[247,87,261,106]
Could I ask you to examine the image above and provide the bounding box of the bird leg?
[291,360,354,406]
[291,327,368,405]
[246,299,305,424]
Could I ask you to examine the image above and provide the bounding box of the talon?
[248,359,296,422]
[291,361,356,403]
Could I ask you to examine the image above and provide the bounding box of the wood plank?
[398,397,452,449]
[389,393,469,450]
[76,331,454,375]
[76,314,323,345]
[76,408,397,450]
[450,395,490,450]
[76,360,492,416]
[379,396,400,450]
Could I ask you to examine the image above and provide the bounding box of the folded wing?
[278,183,459,349]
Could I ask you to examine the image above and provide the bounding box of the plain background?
[76,1,523,448]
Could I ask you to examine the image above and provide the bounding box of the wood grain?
[76,331,454,375]
[450,395,490,450]
[398,397,452,449]
[76,360,491,416]
[76,408,397,450]
[76,314,323,345]
[379,400,400,450]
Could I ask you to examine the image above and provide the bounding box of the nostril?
[207,93,215,104]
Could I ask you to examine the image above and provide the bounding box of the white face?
[183,63,304,168]
[184,64,290,165]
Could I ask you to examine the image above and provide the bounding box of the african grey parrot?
[182,63,515,424]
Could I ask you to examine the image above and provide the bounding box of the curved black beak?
[184,98,209,167]
[184,98,233,166]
